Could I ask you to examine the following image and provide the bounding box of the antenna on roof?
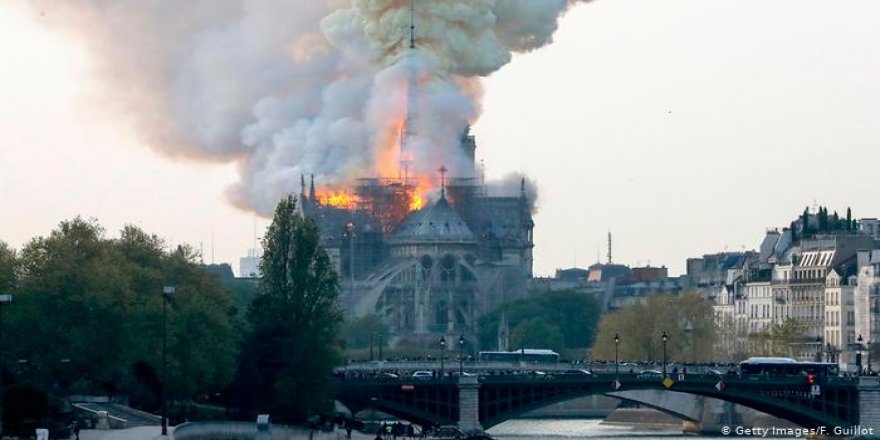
[607,230,613,264]
[409,0,416,49]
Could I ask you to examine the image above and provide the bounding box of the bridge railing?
[339,361,737,375]
[336,370,861,387]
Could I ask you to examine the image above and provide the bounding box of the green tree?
[340,314,387,350]
[4,219,237,412]
[478,290,601,352]
[0,241,16,293]
[510,317,565,355]
[234,195,342,423]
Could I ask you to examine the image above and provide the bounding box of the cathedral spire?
[398,0,417,181]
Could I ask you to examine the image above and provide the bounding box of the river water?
[488,419,724,440]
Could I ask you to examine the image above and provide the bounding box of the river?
[488,419,724,440]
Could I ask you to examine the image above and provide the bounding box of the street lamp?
[458,335,465,375]
[0,293,12,439]
[369,334,374,361]
[661,331,668,378]
[439,336,446,375]
[161,286,175,437]
[869,340,873,374]
[815,335,823,362]
[857,334,864,376]
[614,333,620,378]
[378,333,383,361]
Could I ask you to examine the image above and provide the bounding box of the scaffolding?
[355,178,420,234]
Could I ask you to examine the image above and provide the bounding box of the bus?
[478,349,560,364]
[739,357,839,377]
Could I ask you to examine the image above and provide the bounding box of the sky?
[1,0,879,277]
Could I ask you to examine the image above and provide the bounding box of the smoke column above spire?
[28,0,590,215]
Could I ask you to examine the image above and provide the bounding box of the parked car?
[377,372,399,378]
[412,370,433,379]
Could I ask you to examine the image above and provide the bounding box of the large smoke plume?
[30,0,588,215]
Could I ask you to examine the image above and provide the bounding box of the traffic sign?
[612,380,621,390]
[810,384,821,396]
[715,381,725,391]
[662,377,675,388]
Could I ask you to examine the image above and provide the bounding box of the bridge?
[335,370,880,435]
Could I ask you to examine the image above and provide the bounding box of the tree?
[234,195,342,423]
[591,293,716,363]
[510,318,565,355]
[0,241,16,293]
[714,313,748,362]
[802,207,810,236]
[3,219,238,412]
[478,290,601,353]
[340,314,387,350]
[763,317,803,357]
[847,207,853,230]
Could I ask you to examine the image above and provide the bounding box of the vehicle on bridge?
[477,349,559,364]
[739,357,840,378]
[558,369,593,376]
[637,369,663,379]
[427,426,492,440]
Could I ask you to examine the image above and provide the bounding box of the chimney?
[858,249,871,270]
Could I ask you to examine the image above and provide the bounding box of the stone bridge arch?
[335,374,861,433]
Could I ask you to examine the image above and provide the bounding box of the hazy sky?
[1,0,879,277]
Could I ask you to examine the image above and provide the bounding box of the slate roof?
[390,195,476,243]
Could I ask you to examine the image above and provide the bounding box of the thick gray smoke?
[30,0,589,215]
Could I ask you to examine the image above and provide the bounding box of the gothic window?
[440,254,456,282]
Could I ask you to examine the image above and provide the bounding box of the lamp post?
[369,334,374,361]
[869,340,873,374]
[661,331,668,378]
[815,335,823,362]
[458,335,465,375]
[0,293,13,439]
[439,336,446,375]
[161,286,175,437]
[614,333,620,378]
[857,334,864,376]
[378,333,383,361]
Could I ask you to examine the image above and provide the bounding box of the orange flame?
[316,189,358,210]
[410,193,423,211]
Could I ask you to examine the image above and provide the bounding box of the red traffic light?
[807,374,815,384]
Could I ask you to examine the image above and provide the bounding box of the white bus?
[478,349,560,364]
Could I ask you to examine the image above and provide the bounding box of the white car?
[412,370,433,379]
